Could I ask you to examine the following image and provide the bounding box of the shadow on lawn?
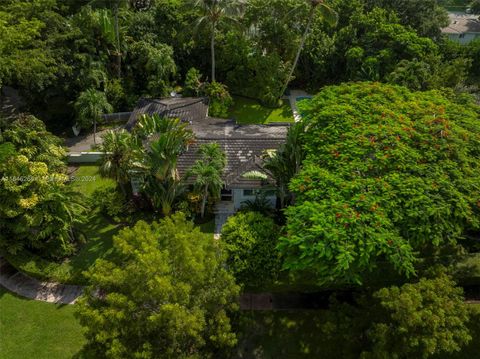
[234,311,332,359]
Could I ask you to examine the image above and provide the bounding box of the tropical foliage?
[221,211,281,286]
[0,116,87,258]
[321,270,472,358]
[187,143,226,218]
[77,213,239,358]
[280,82,480,284]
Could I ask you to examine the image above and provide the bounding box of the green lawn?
[70,164,116,197]
[228,96,294,124]
[5,165,121,284]
[0,288,85,359]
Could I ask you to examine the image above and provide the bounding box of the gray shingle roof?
[129,97,290,188]
[125,97,209,130]
[442,14,480,34]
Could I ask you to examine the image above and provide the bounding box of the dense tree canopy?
[77,213,239,358]
[0,0,478,130]
[321,271,472,358]
[0,116,87,257]
[280,82,480,284]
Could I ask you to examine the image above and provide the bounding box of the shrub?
[204,81,233,118]
[91,187,127,222]
[221,211,281,287]
[183,67,203,97]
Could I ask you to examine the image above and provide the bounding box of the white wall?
[233,188,276,210]
[67,152,103,164]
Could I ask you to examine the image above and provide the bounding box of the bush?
[221,211,281,287]
[91,187,127,222]
[183,67,203,97]
[204,81,233,118]
[105,78,127,111]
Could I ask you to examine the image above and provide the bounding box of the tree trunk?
[278,7,315,99]
[211,23,216,82]
[201,184,209,218]
[93,117,97,145]
[114,1,121,78]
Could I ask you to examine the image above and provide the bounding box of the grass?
[70,164,116,197]
[228,96,294,124]
[5,165,121,284]
[0,287,85,359]
[234,311,333,358]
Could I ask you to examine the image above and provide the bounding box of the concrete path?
[65,128,120,153]
[214,202,235,239]
[0,257,83,304]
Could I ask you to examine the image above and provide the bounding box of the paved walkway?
[65,128,120,153]
[214,202,235,239]
[0,257,83,304]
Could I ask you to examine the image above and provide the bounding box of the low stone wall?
[67,151,104,164]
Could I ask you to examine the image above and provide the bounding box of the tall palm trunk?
[278,6,315,99]
[114,1,121,78]
[201,184,209,218]
[211,22,216,82]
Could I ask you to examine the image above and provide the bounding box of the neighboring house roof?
[442,14,480,34]
[125,97,209,130]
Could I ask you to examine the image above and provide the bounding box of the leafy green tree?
[76,213,239,359]
[127,40,176,97]
[471,0,480,14]
[187,143,226,218]
[1,115,67,171]
[221,211,281,287]
[203,81,233,118]
[278,0,338,98]
[191,0,245,82]
[321,271,472,358]
[364,0,449,38]
[100,129,140,195]
[280,82,480,284]
[363,272,471,358]
[0,0,66,91]
[0,116,87,258]
[183,67,204,97]
[74,88,113,143]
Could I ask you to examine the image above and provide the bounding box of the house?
[442,13,480,44]
[127,98,290,212]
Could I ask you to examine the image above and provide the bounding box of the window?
[243,189,276,197]
[243,189,255,196]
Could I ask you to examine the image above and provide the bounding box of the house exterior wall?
[232,188,276,210]
[447,32,480,44]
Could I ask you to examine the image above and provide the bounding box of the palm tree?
[100,129,140,194]
[264,122,305,208]
[74,88,113,144]
[191,0,245,82]
[187,143,226,218]
[91,0,127,77]
[278,0,338,99]
[42,185,88,253]
[138,115,195,181]
[133,115,195,214]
